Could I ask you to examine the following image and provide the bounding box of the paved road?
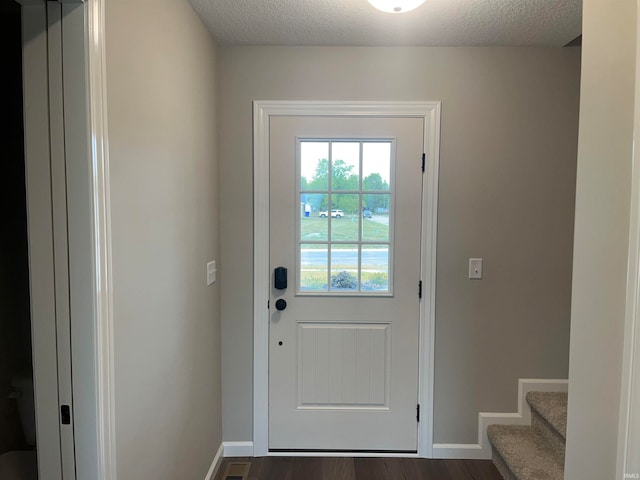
[301,248,388,267]
[369,214,389,226]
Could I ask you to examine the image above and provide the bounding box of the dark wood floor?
[215,457,503,480]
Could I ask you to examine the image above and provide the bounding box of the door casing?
[252,101,441,457]
[20,0,115,478]
[617,5,640,474]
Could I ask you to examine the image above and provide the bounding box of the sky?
[300,140,392,184]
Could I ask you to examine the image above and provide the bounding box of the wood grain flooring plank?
[463,459,503,480]
[218,457,501,480]
[248,457,292,480]
[444,459,502,480]
[322,457,356,480]
[354,458,388,480]
[444,459,473,480]
[354,457,411,480]
[383,458,409,479]
[404,458,451,480]
[266,457,293,480]
[291,457,323,480]
[246,457,266,480]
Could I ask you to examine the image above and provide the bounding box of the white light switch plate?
[207,260,216,286]
[469,258,483,279]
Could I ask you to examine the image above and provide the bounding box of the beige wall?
[105,1,222,478]
[218,46,581,443]
[565,1,637,478]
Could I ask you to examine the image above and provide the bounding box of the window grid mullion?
[298,139,392,294]
[327,141,333,291]
[358,141,364,291]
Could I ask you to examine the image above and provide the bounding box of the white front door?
[268,115,424,451]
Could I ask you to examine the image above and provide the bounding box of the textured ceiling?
[188,0,582,47]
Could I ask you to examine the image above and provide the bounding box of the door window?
[298,139,394,295]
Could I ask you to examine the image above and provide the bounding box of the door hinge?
[421,153,426,173]
[418,280,422,299]
[417,404,420,422]
[267,300,270,309]
[61,405,71,425]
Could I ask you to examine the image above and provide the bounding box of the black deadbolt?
[275,299,287,311]
[274,267,288,290]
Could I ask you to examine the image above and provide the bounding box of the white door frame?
[617,6,640,477]
[20,0,116,478]
[21,4,68,476]
[252,101,441,458]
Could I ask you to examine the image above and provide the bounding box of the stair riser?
[487,424,564,479]
[492,450,517,480]
[531,410,566,460]
[525,392,568,439]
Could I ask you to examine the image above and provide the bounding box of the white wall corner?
[223,441,255,458]
[432,378,568,460]
[205,443,225,480]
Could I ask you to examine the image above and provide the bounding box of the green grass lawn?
[300,215,388,243]
[299,215,390,291]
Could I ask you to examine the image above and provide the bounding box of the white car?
[319,209,344,218]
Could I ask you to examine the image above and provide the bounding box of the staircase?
[487,391,567,480]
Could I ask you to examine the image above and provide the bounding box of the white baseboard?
[220,441,419,458]
[432,378,568,460]
[223,441,255,457]
[431,443,487,459]
[268,451,420,458]
[205,443,225,480]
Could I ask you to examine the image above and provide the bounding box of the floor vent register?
[221,461,251,480]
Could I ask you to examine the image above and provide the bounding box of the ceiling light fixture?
[368,0,426,14]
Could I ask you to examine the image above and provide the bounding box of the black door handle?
[275,299,287,311]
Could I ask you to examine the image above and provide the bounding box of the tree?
[362,173,390,212]
[363,173,388,191]
[305,158,359,213]
[330,160,358,213]
[330,160,358,191]
[307,158,329,191]
[333,193,359,214]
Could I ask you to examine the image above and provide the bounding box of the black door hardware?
[274,267,288,290]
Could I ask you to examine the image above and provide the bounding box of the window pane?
[331,142,360,191]
[298,139,394,295]
[301,194,328,241]
[300,244,328,292]
[362,195,390,242]
[361,245,389,292]
[363,142,391,191]
[330,194,359,242]
[330,244,359,291]
[301,142,329,191]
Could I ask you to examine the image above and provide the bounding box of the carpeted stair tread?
[487,425,564,480]
[526,392,567,439]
